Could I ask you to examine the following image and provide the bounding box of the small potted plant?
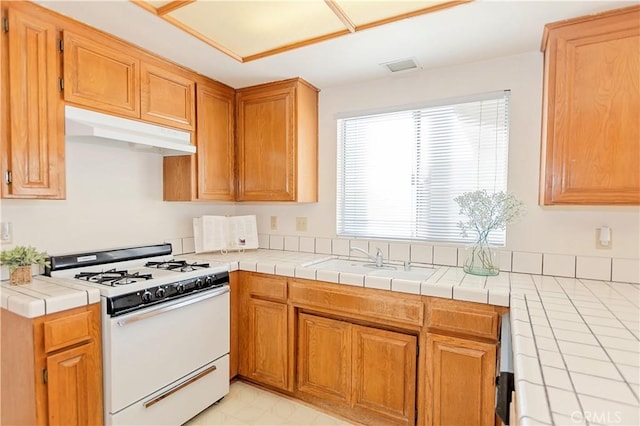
[0,246,50,285]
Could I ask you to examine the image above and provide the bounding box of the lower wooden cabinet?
[238,273,291,391]
[242,298,290,390]
[425,333,496,426]
[235,274,501,426]
[297,313,352,404]
[1,303,103,425]
[297,313,417,426]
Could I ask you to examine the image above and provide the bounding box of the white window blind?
[337,90,510,245]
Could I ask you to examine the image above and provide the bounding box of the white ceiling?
[37,1,638,90]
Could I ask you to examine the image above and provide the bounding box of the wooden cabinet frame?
[540,6,640,205]
[1,303,103,425]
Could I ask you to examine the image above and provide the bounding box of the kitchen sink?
[367,266,436,281]
[304,258,435,280]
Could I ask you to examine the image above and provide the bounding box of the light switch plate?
[0,222,12,244]
[270,216,278,230]
[296,217,308,232]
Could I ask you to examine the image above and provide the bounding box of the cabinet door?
[2,7,65,198]
[242,298,289,390]
[352,325,417,425]
[426,334,496,426]
[46,342,102,425]
[63,31,139,117]
[297,313,352,404]
[141,62,195,130]
[236,85,295,201]
[542,8,640,205]
[196,81,235,200]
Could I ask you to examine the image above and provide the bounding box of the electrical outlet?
[0,222,12,244]
[595,228,613,250]
[296,217,308,232]
[270,216,278,231]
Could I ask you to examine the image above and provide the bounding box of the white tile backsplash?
[433,246,457,266]
[258,233,270,249]
[315,238,332,255]
[612,258,640,284]
[299,237,315,253]
[388,243,410,262]
[543,254,576,278]
[284,236,299,252]
[332,239,350,256]
[349,239,369,254]
[248,236,634,286]
[512,252,543,275]
[576,256,612,281]
[411,244,433,264]
[498,250,512,272]
[269,235,284,250]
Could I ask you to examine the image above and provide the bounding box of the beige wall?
[236,51,640,258]
[0,137,233,254]
[1,51,638,259]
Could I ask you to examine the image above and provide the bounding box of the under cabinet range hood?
[64,106,196,156]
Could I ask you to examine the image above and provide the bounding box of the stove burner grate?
[75,269,153,286]
[145,259,210,272]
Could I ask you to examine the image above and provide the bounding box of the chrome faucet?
[350,246,384,268]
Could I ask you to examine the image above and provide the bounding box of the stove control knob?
[155,287,166,298]
[141,291,153,303]
[205,276,213,286]
[195,278,203,289]
[176,283,185,294]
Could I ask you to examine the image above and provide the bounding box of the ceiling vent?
[382,58,420,73]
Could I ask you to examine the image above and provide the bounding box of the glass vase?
[463,239,499,276]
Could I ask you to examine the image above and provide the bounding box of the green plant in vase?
[0,246,50,285]
[454,190,524,276]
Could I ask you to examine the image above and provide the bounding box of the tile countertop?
[0,275,101,318]
[1,249,637,424]
[189,249,640,426]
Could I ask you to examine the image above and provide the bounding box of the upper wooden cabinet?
[540,6,640,205]
[63,30,140,118]
[236,78,318,202]
[163,78,235,201]
[63,30,197,132]
[1,4,65,199]
[196,80,235,200]
[141,61,195,130]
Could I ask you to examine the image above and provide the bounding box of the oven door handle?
[116,286,229,327]
[144,363,218,409]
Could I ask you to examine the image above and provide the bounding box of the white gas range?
[46,243,230,425]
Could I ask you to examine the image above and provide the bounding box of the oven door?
[104,286,229,417]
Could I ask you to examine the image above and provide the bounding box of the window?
[336,90,510,245]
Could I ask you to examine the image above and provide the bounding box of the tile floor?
[185,381,353,425]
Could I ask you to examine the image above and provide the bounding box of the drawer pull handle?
[144,364,217,409]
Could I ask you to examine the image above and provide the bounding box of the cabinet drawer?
[43,310,93,353]
[290,279,424,329]
[244,272,287,302]
[426,298,499,340]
